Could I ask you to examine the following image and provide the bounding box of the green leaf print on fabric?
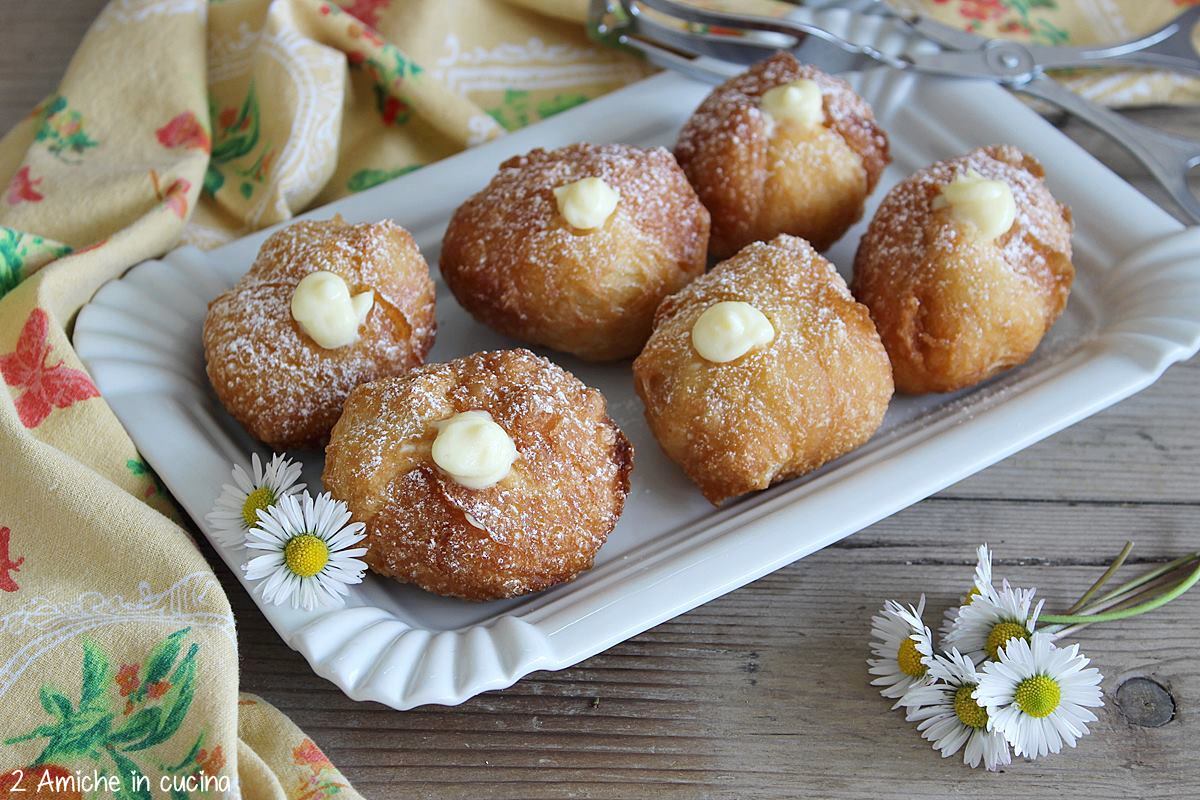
[346,165,420,193]
[125,458,182,523]
[0,228,73,299]
[4,628,215,797]
[486,90,589,132]
[206,83,273,199]
[348,43,425,127]
[33,96,99,162]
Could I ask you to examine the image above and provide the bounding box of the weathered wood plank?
[0,0,105,129]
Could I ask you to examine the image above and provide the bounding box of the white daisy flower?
[940,544,997,639]
[974,633,1104,758]
[944,578,1044,664]
[900,649,1012,771]
[243,492,368,611]
[206,453,305,548]
[868,595,935,705]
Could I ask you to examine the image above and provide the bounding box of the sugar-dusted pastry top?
[323,348,634,601]
[677,52,888,184]
[675,52,890,256]
[440,142,710,361]
[855,144,1071,287]
[851,144,1074,394]
[203,217,436,449]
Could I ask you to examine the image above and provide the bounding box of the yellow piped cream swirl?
[933,168,1016,241]
[431,410,518,489]
[691,301,776,363]
[290,271,373,349]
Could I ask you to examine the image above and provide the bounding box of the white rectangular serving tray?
[75,62,1200,709]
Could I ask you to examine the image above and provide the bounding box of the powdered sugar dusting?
[851,145,1075,393]
[323,349,633,601]
[675,52,889,256]
[203,217,436,449]
[440,143,709,361]
[635,235,893,505]
[855,145,1072,288]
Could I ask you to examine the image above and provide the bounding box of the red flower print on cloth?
[156,111,211,152]
[150,170,192,220]
[0,308,99,429]
[0,527,24,592]
[146,679,172,700]
[5,167,44,206]
[292,739,333,773]
[339,0,389,29]
[115,663,140,696]
[196,745,226,776]
[958,0,1006,21]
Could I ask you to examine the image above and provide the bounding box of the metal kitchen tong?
[588,0,1200,223]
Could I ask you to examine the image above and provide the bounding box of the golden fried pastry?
[440,143,710,361]
[675,52,890,259]
[633,235,893,506]
[323,348,633,601]
[851,145,1074,394]
[204,216,436,449]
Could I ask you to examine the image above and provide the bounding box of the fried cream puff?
[633,235,893,506]
[851,145,1074,394]
[440,143,710,361]
[203,217,436,449]
[323,348,633,601]
[675,52,890,260]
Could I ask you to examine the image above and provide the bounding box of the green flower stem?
[1040,554,1200,626]
[1083,552,1200,609]
[1048,572,1183,638]
[1065,541,1133,614]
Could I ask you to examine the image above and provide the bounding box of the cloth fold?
[0,0,1193,794]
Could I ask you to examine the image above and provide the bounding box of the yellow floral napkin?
[0,0,1193,795]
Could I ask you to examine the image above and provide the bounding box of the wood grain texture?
[2,2,1198,797]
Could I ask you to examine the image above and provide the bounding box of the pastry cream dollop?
[290,271,374,349]
[691,301,776,363]
[431,410,518,489]
[553,177,620,230]
[760,79,825,129]
[933,168,1016,242]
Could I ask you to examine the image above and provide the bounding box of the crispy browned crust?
[203,217,436,450]
[850,145,1074,394]
[675,52,890,259]
[633,235,893,505]
[323,349,634,601]
[440,143,710,361]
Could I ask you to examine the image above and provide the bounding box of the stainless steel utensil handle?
[624,0,907,71]
[1016,75,1200,224]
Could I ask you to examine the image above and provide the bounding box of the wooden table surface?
[4,3,1198,798]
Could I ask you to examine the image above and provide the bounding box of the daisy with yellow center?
[243,492,367,611]
[868,595,935,705]
[206,453,305,548]
[944,578,1043,664]
[940,544,996,640]
[974,633,1103,758]
[900,649,1011,771]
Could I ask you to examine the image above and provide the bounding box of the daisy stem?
[1081,551,1200,609]
[1047,553,1200,634]
[1047,572,1182,638]
[1040,553,1200,626]
[1064,540,1133,614]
